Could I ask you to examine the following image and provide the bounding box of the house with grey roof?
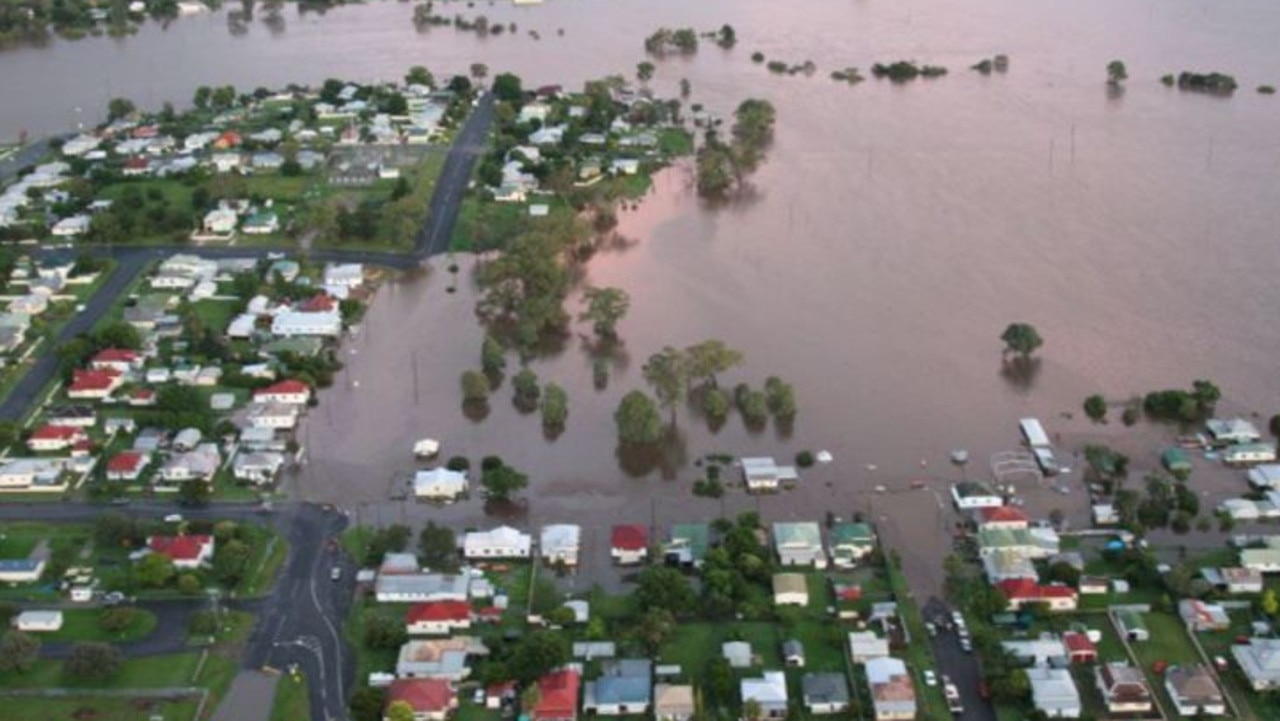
[866,657,915,720]
[583,659,652,715]
[375,573,469,603]
[722,641,753,669]
[802,673,849,715]
[740,671,787,719]
[781,639,804,668]
[1165,664,1225,716]
[1233,638,1280,690]
[1027,666,1081,718]
[395,637,488,680]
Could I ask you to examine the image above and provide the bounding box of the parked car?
[923,670,938,687]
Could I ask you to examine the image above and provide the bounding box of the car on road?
[923,670,938,687]
[102,591,126,606]
[330,567,342,581]
[472,688,484,704]
[925,622,937,637]
[959,637,972,653]
[109,497,131,506]
[951,610,964,626]
[163,514,183,523]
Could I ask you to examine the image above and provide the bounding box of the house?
[978,527,1056,559]
[848,631,890,663]
[1163,447,1193,474]
[1247,465,1280,490]
[1232,638,1280,690]
[865,657,916,720]
[1027,666,1081,718]
[271,309,342,337]
[383,678,457,721]
[1114,609,1149,641]
[1002,636,1067,667]
[405,601,472,636]
[0,559,45,583]
[173,428,202,452]
[951,480,1003,509]
[802,673,849,715]
[159,444,220,482]
[395,637,488,681]
[381,553,421,576]
[202,208,238,235]
[462,526,532,559]
[27,424,87,452]
[976,505,1030,530]
[485,681,517,710]
[664,524,709,567]
[106,451,149,481]
[772,573,809,606]
[1220,567,1264,593]
[740,457,798,492]
[1241,547,1280,573]
[248,402,300,430]
[652,684,694,721]
[740,671,788,719]
[90,348,141,373]
[781,639,805,667]
[233,451,285,485]
[1164,664,1225,716]
[414,469,468,501]
[324,263,365,289]
[610,524,648,565]
[1062,632,1097,664]
[13,610,63,632]
[1207,418,1261,445]
[532,667,581,721]
[50,215,91,237]
[1094,663,1153,715]
[67,369,122,399]
[238,210,278,234]
[1180,599,1231,631]
[147,534,215,569]
[982,549,1040,583]
[722,641,753,669]
[998,579,1078,611]
[773,522,825,568]
[375,573,469,603]
[1224,443,1277,466]
[572,642,616,660]
[582,659,651,715]
[541,525,581,566]
[46,405,97,428]
[829,523,875,567]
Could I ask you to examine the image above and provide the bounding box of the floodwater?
[6,0,1280,592]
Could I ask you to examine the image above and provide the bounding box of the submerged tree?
[1000,322,1043,358]
[643,347,688,425]
[615,391,664,445]
[1106,60,1128,85]
[579,287,630,339]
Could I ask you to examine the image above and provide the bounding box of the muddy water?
[6,0,1280,592]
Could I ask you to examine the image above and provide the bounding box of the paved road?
[0,138,54,186]
[922,597,997,721]
[418,92,494,256]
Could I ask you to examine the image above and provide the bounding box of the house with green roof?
[773,522,826,568]
[1162,448,1192,474]
[665,523,709,568]
[830,523,876,568]
[977,528,1055,559]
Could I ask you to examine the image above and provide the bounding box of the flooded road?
[4,0,1280,592]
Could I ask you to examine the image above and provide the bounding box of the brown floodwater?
[5,0,1280,592]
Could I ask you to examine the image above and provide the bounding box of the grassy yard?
[45,607,158,644]
[1,694,201,721]
[1121,610,1206,720]
[269,672,310,721]
[0,651,213,690]
[345,599,401,682]
[240,527,288,598]
[187,299,239,335]
[884,556,951,721]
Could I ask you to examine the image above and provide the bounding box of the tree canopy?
[615,391,664,445]
[1000,322,1043,358]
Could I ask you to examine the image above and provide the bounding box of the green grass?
[45,608,157,643]
[659,128,694,156]
[240,528,287,597]
[456,701,503,721]
[0,694,201,721]
[884,556,950,721]
[345,600,400,682]
[450,195,530,252]
[0,651,207,690]
[339,525,374,565]
[99,178,194,209]
[269,671,310,721]
[243,174,323,202]
[1121,610,1206,720]
[187,299,238,335]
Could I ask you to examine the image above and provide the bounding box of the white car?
[923,670,938,687]
[330,567,342,581]
[163,514,183,523]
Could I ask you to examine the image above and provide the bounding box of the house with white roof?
[865,657,915,720]
[463,526,532,559]
[740,671,788,719]
[1207,418,1261,445]
[414,468,468,501]
[323,263,364,289]
[1027,666,1081,718]
[1232,638,1280,690]
[14,610,63,632]
[51,215,91,237]
[271,309,342,337]
[740,457,798,493]
[541,524,581,566]
[848,631,890,663]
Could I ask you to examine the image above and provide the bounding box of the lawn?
[1120,610,1207,720]
[269,672,310,721]
[1,694,201,721]
[240,527,287,597]
[345,599,400,682]
[45,607,158,644]
[0,651,207,690]
[339,525,375,565]
[884,556,951,721]
[188,299,238,335]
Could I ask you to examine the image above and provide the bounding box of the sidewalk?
[211,670,278,721]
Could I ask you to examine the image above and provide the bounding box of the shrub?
[446,456,470,472]
[795,451,815,468]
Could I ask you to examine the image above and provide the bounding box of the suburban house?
[1232,638,1280,690]
[1220,567,1264,593]
[865,657,916,720]
[848,631,890,663]
[13,610,63,632]
[1224,443,1277,466]
[829,522,876,567]
[740,671,788,719]
[1241,547,1280,573]
[0,558,45,583]
[66,369,123,399]
[1114,609,1149,642]
[405,601,472,636]
[1180,599,1230,631]
[1164,664,1225,716]
[462,526,532,559]
[1002,636,1067,667]
[1207,418,1261,445]
[105,451,149,481]
[540,525,581,566]
[90,348,141,373]
[324,263,365,289]
[253,379,311,405]
[381,553,421,576]
[652,684,694,721]
[1027,666,1082,719]
[532,667,581,721]
[951,480,1003,509]
[46,406,97,429]
[158,445,221,483]
[782,639,805,667]
[413,468,468,501]
[610,524,648,565]
[772,573,809,606]
[582,659,652,715]
[146,534,215,569]
[248,402,300,430]
[383,678,456,721]
[740,457,798,493]
[27,424,87,451]
[1163,447,1193,474]
[982,549,1040,583]
[664,524,709,568]
[1062,632,1097,664]
[375,574,469,603]
[233,451,286,485]
[997,579,1078,611]
[976,505,1030,530]
[271,309,342,337]
[395,637,488,680]
[802,672,850,715]
[1247,465,1280,490]
[1094,663,1153,715]
[978,528,1057,559]
[773,522,826,568]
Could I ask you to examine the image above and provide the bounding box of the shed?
[1162,448,1192,473]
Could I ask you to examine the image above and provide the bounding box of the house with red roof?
[486,680,517,710]
[66,369,123,400]
[132,125,159,139]
[129,388,157,407]
[532,668,581,721]
[121,156,152,177]
[253,379,311,406]
[213,131,242,149]
[299,293,337,313]
[998,579,1078,612]
[146,535,215,569]
[27,424,88,452]
[90,348,141,373]
[610,525,648,565]
[1063,631,1097,664]
[106,451,149,481]
[976,505,1030,531]
[384,678,457,721]
[405,601,472,636]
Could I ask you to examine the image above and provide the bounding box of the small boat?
[950,449,969,465]
[815,450,834,464]
[413,438,440,458]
